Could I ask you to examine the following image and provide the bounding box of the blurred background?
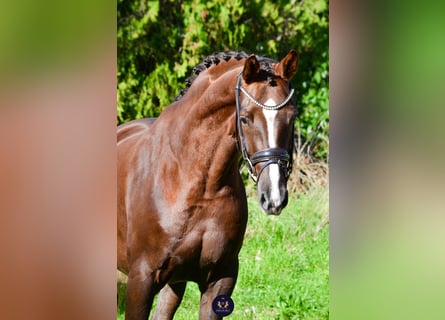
[330,1,445,319]
[2,0,445,319]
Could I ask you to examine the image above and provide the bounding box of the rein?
[235,72,294,183]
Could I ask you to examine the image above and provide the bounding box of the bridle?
[235,72,295,183]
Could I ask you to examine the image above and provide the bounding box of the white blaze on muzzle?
[263,100,282,205]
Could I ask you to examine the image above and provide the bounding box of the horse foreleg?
[125,265,159,320]
[151,282,187,320]
[198,261,239,320]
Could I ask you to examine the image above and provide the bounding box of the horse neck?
[182,63,242,117]
[165,66,243,190]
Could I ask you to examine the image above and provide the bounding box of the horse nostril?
[260,192,272,209]
[260,192,266,205]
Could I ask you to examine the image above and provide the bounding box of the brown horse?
[117,50,298,319]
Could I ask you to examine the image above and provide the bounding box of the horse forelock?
[175,51,280,101]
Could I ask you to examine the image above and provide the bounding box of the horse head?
[236,50,299,215]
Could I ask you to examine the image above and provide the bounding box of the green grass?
[118,186,329,319]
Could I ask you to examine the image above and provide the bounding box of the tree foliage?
[118,0,328,159]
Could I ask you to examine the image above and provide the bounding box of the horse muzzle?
[256,161,289,215]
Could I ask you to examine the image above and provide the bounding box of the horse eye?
[240,116,249,125]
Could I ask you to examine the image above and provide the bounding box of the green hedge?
[118,0,328,159]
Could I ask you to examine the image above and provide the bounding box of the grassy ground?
[118,186,329,319]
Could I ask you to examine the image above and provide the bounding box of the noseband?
[235,73,295,183]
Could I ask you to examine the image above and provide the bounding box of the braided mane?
[175,51,278,101]
[175,51,247,101]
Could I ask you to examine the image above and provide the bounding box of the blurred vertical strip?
[331,0,445,319]
[0,0,116,319]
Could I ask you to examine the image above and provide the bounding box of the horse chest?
[160,199,247,265]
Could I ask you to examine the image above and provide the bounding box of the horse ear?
[276,49,299,81]
[242,54,260,83]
